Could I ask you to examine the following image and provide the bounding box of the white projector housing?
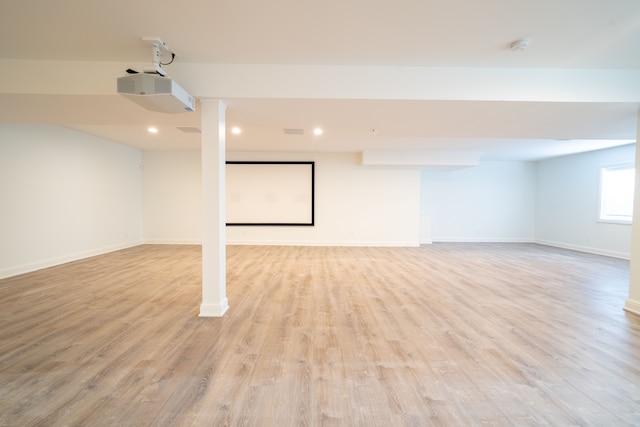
[117,73,196,113]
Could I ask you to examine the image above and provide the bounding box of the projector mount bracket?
[141,37,177,77]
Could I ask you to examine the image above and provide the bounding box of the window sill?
[598,218,632,225]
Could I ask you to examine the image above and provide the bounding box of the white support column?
[625,109,640,316]
[199,99,229,317]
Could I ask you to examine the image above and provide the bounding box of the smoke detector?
[510,38,531,51]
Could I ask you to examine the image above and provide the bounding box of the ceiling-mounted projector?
[117,37,196,113]
[117,73,195,113]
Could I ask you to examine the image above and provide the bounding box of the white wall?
[142,150,202,243]
[229,152,421,246]
[421,161,537,242]
[626,113,640,315]
[0,124,143,278]
[536,144,635,259]
[3,124,632,280]
[142,151,422,246]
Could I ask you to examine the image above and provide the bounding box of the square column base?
[199,299,229,317]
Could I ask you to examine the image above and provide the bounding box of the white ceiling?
[0,0,638,161]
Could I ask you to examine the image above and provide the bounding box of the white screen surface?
[226,162,314,225]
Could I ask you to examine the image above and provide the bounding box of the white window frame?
[598,163,635,225]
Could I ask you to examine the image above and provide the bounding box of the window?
[599,164,635,224]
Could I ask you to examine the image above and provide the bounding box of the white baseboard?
[0,240,143,279]
[143,239,202,245]
[432,237,533,243]
[127,238,422,247]
[535,239,630,260]
[624,299,640,316]
[225,239,420,247]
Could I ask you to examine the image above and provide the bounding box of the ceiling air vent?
[283,128,304,135]
[177,127,201,133]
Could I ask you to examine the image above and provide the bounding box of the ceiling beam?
[2,59,639,104]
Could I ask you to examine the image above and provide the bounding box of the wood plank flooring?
[1,243,639,426]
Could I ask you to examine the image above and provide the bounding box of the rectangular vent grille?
[283,128,304,135]
[177,127,201,133]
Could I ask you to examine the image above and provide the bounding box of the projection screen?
[225,161,315,226]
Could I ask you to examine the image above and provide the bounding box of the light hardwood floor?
[1,243,639,426]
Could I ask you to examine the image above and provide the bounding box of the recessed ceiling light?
[313,127,323,136]
[148,127,158,133]
[231,127,242,135]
